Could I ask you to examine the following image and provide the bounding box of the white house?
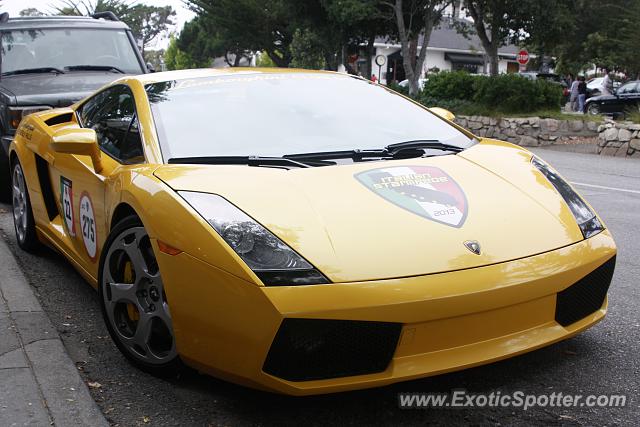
[364,19,521,84]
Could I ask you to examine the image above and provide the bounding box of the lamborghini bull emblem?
[356,165,468,228]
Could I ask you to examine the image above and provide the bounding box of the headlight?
[179,191,329,286]
[8,106,52,129]
[532,156,604,238]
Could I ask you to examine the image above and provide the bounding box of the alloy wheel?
[12,164,28,244]
[101,226,177,365]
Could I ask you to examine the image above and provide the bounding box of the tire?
[587,103,600,116]
[98,215,182,376]
[11,160,40,251]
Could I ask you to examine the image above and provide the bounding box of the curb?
[0,234,109,427]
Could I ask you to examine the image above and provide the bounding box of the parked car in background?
[585,80,640,116]
[519,72,569,99]
[518,72,568,88]
[0,12,148,198]
[586,77,622,98]
[398,78,428,89]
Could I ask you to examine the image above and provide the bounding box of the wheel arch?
[110,202,141,231]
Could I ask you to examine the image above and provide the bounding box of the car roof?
[2,16,130,30]
[128,68,345,86]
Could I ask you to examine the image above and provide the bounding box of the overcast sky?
[1,0,196,49]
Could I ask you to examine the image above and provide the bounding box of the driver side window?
[618,83,638,95]
[78,85,144,164]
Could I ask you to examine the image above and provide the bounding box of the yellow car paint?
[8,68,616,395]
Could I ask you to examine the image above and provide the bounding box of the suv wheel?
[0,149,10,202]
[11,160,39,251]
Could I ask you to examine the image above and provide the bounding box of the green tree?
[53,0,130,17]
[164,35,198,70]
[255,51,276,67]
[177,14,249,67]
[290,28,326,69]
[389,0,452,96]
[321,0,392,78]
[187,0,296,67]
[463,0,532,76]
[518,0,574,72]
[549,0,638,76]
[126,5,175,58]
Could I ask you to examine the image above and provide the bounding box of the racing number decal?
[60,177,76,237]
[79,192,98,261]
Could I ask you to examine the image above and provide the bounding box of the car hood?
[0,72,123,106]
[154,141,584,283]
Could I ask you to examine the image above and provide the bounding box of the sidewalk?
[0,236,108,426]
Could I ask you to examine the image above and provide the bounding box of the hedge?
[397,71,563,114]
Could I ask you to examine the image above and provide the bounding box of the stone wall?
[454,115,639,158]
[454,115,599,147]
[597,120,640,158]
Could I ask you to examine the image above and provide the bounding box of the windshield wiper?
[284,149,390,162]
[168,156,315,169]
[65,65,125,74]
[1,67,65,76]
[285,141,463,163]
[385,140,464,155]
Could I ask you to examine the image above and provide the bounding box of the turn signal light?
[157,240,182,256]
[8,106,52,129]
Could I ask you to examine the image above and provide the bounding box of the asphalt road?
[0,148,638,426]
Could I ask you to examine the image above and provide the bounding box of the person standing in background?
[569,77,580,111]
[577,76,587,113]
[601,69,613,96]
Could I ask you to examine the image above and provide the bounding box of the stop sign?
[517,49,530,65]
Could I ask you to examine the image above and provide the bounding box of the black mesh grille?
[555,256,616,326]
[263,318,402,382]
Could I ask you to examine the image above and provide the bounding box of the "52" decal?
[60,177,76,237]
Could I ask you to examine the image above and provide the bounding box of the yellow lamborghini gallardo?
[9,69,616,395]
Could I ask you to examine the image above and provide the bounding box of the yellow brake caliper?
[124,261,140,321]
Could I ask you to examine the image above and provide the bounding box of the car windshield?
[146,73,473,160]
[1,28,143,75]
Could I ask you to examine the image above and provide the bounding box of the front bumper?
[156,230,616,395]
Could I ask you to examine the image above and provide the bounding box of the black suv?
[0,12,148,196]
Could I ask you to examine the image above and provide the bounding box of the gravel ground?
[0,148,638,426]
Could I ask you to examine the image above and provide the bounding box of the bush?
[472,74,562,113]
[410,72,563,114]
[422,71,480,101]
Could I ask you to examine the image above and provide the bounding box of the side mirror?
[51,128,103,173]
[146,62,156,73]
[429,107,456,121]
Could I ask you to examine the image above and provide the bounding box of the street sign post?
[517,49,529,71]
[375,55,386,84]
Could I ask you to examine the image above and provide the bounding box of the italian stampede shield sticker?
[355,165,468,227]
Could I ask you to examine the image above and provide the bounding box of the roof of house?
[375,19,519,57]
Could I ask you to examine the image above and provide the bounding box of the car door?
[610,83,637,113]
[50,84,143,277]
[602,83,635,113]
[618,82,640,112]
